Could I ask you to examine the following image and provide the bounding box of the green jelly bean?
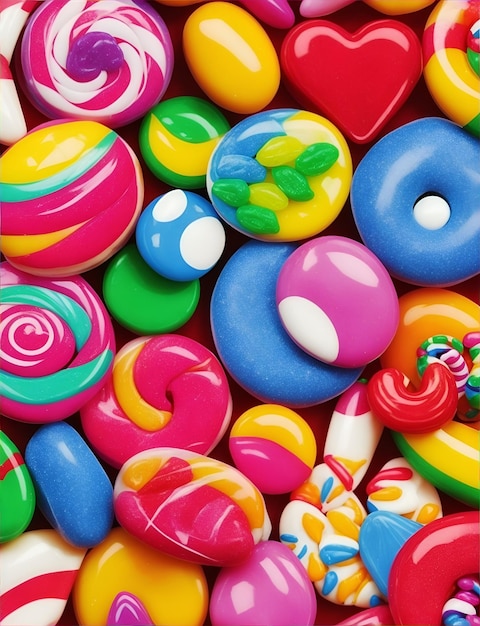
[272,166,314,202]
[236,204,280,235]
[212,178,251,207]
[295,142,339,177]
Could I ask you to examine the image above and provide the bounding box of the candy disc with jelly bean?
[0,262,115,423]
[207,108,352,242]
[19,0,174,128]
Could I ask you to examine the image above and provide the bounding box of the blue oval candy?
[25,422,113,548]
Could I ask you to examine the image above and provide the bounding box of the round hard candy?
[102,244,200,335]
[0,431,35,543]
[20,0,173,127]
[73,527,208,626]
[0,120,144,276]
[209,540,317,626]
[276,236,399,368]
[0,262,115,423]
[139,96,230,189]
[25,421,114,548]
[210,240,363,407]
[81,334,232,468]
[351,117,480,286]
[228,404,317,494]
[207,108,352,241]
[113,447,271,566]
[136,190,226,281]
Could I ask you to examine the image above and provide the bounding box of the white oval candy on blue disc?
[136,189,226,281]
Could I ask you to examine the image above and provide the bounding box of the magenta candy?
[0,262,115,423]
[113,447,271,566]
[209,540,317,626]
[107,592,154,626]
[276,235,399,368]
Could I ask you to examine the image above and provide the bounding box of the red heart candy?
[281,20,422,144]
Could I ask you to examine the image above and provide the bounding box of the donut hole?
[413,193,451,230]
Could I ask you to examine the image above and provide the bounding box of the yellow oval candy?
[182,1,280,114]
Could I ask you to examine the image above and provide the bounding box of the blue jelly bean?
[322,570,338,596]
[25,421,114,548]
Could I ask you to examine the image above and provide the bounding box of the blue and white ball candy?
[136,190,226,281]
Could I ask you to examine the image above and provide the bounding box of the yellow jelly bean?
[183,2,280,114]
[249,182,289,212]
[256,136,305,167]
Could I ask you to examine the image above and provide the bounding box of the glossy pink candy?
[209,541,317,626]
[276,236,399,368]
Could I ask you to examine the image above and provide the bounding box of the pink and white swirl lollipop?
[20,0,174,128]
[0,262,115,423]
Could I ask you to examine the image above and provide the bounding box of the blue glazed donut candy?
[136,190,226,281]
[210,240,362,407]
[350,117,480,287]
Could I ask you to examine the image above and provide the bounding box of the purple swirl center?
[66,31,124,81]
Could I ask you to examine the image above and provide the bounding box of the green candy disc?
[103,244,200,335]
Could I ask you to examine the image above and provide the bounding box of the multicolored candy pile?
[0,1,479,625]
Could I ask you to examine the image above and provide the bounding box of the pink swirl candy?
[20,0,174,127]
[81,334,232,468]
[0,262,115,423]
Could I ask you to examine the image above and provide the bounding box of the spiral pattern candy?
[20,0,174,128]
[0,262,115,423]
[81,334,232,468]
[0,120,144,277]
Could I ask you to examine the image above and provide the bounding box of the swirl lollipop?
[20,0,174,128]
[0,262,115,423]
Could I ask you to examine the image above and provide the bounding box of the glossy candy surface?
[210,240,362,407]
[276,236,399,368]
[183,2,280,114]
[389,510,480,625]
[0,262,115,423]
[351,117,480,287]
[0,430,35,543]
[81,334,232,468]
[73,527,209,626]
[380,288,480,387]
[365,457,442,523]
[103,244,200,335]
[209,540,317,626]
[298,0,436,17]
[0,120,144,277]
[0,529,86,626]
[136,190,226,282]
[281,19,422,143]
[207,109,352,242]
[229,404,317,494]
[423,0,480,136]
[139,96,230,189]
[0,0,39,145]
[25,422,114,548]
[20,0,173,127]
[113,447,271,566]
[367,362,459,433]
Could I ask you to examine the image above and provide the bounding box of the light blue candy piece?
[25,421,114,548]
[359,510,422,597]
